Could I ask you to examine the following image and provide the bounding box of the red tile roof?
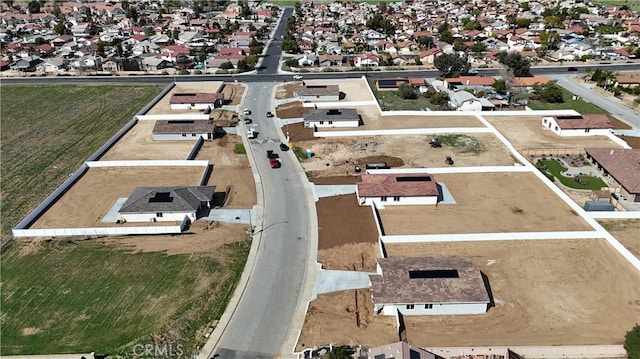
[357,173,438,197]
[585,148,640,194]
[445,76,495,86]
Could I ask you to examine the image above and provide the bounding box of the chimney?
[609,149,615,155]
[466,80,470,85]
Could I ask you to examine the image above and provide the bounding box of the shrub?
[398,83,418,99]
[233,143,246,154]
[625,324,640,359]
[193,70,202,74]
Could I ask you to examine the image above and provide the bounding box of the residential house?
[449,91,495,111]
[152,120,215,141]
[511,76,550,88]
[444,76,496,90]
[354,52,380,67]
[142,56,173,71]
[318,54,344,67]
[12,56,43,72]
[356,173,439,207]
[36,57,66,73]
[616,72,640,88]
[376,77,410,90]
[369,257,491,315]
[118,186,216,223]
[419,48,442,64]
[541,114,612,137]
[584,148,640,202]
[169,92,224,110]
[304,108,360,128]
[367,342,439,359]
[101,58,119,72]
[293,84,340,102]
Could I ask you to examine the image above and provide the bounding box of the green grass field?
[368,79,435,111]
[0,238,250,354]
[537,159,607,190]
[527,88,607,113]
[592,0,640,11]
[0,85,160,241]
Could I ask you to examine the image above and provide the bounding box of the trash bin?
[306,149,313,158]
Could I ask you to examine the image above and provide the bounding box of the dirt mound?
[356,155,404,167]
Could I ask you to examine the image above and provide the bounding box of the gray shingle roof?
[369,257,490,304]
[304,108,359,122]
[119,186,215,213]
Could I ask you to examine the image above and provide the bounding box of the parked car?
[267,150,274,158]
[266,111,274,118]
[269,157,281,168]
[293,75,303,80]
[243,109,251,115]
[567,67,578,72]
[244,118,252,124]
[279,143,289,151]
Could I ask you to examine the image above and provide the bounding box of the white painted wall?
[170,103,212,110]
[541,117,612,137]
[86,160,209,167]
[153,133,210,141]
[298,94,339,102]
[305,119,359,128]
[121,212,194,223]
[359,195,438,207]
[136,114,210,121]
[377,302,487,315]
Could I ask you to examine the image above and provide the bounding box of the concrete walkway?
[313,185,357,199]
[203,208,252,225]
[312,269,375,299]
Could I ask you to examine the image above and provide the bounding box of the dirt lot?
[316,194,379,250]
[211,109,238,127]
[620,135,640,149]
[383,239,640,346]
[195,135,256,209]
[318,242,380,271]
[298,134,516,177]
[31,166,206,228]
[379,172,593,234]
[296,289,398,351]
[220,83,245,105]
[101,222,249,256]
[146,81,225,114]
[276,101,312,119]
[101,120,196,160]
[275,78,374,102]
[484,115,623,150]
[599,219,640,259]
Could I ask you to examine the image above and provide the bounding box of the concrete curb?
[200,82,266,358]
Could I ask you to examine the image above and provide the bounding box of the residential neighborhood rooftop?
[293,84,340,97]
[369,257,491,304]
[304,108,359,122]
[152,120,214,134]
[119,186,215,213]
[357,173,439,197]
[585,148,640,195]
[169,93,224,105]
[553,114,612,129]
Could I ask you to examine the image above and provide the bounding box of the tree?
[515,18,531,28]
[431,92,450,107]
[219,61,234,70]
[34,37,46,45]
[434,52,470,76]
[539,82,564,103]
[399,83,418,99]
[453,39,467,52]
[27,0,41,14]
[463,20,482,31]
[471,42,486,56]
[52,2,62,19]
[492,79,507,94]
[498,52,531,77]
[625,325,640,359]
[281,39,298,53]
[540,30,560,50]
[53,22,66,35]
[327,347,350,359]
[439,29,454,44]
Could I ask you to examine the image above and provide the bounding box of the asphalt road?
[258,7,293,74]
[552,75,640,130]
[2,63,639,85]
[214,83,311,359]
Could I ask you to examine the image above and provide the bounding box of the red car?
[269,157,281,168]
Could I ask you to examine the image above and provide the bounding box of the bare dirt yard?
[31,166,206,228]
[296,289,398,352]
[211,109,239,127]
[101,221,250,256]
[298,134,516,178]
[195,135,256,209]
[275,78,373,102]
[484,115,623,150]
[384,239,640,346]
[599,219,640,259]
[316,194,379,251]
[220,83,245,105]
[276,101,312,119]
[146,81,225,114]
[100,120,196,160]
[285,122,315,142]
[379,172,593,234]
